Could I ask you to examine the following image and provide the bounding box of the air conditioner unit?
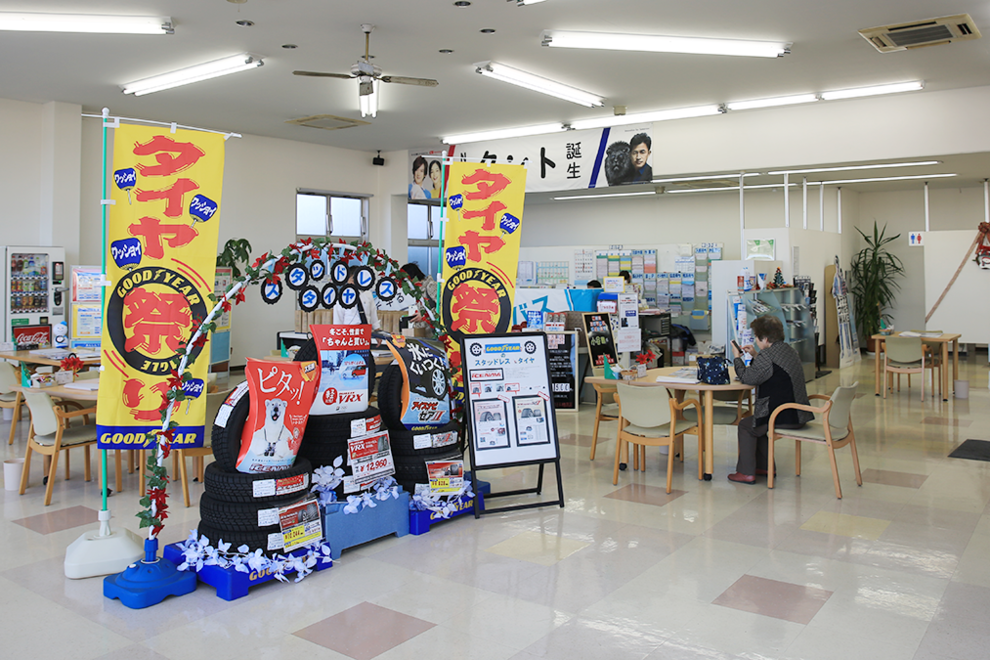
[859,14,981,53]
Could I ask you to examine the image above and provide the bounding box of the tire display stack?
[378,363,463,494]
[293,339,384,499]
[200,386,315,555]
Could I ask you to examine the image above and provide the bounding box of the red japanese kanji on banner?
[440,162,527,381]
[97,124,225,450]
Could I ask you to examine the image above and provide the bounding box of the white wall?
[856,186,984,332]
[0,98,43,247]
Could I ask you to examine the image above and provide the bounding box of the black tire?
[377,364,405,428]
[199,493,295,532]
[203,458,313,504]
[295,338,376,401]
[196,521,285,557]
[393,446,463,493]
[298,406,381,467]
[389,421,461,459]
[210,391,250,472]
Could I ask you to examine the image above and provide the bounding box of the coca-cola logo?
[14,329,51,347]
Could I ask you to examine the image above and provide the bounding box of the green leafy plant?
[850,222,905,340]
[217,238,252,278]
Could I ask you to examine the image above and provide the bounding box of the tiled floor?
[2,356,990,659]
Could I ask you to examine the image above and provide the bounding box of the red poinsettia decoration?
[634,351,655,366]
[60,355,86,374]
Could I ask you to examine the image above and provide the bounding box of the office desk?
[588,366,754,480]
[871,332,961,401]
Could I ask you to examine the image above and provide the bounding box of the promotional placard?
[385,335,451,430]
[547,331,577,411]
[427,460,464,493]
[236,359,320,473]
[279,496,323,553]
[346,430,396,489]
[461,333,560,468]
[582,312,618,367]
[309,324,371,416]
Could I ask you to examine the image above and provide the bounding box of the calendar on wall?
[537,261,569,286]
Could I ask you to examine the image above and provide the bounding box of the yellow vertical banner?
[440,162,527,372]
[96,124,224,450]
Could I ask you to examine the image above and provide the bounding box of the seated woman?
[729,315,811,484]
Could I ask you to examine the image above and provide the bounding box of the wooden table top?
[587,366,754,391]
[870,332,961,343]
[12,382,100,401]
[0,349,101,368]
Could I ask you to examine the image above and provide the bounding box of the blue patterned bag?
[696,356,730,385]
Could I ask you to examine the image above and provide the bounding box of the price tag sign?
[347,430,396,488]
[278,496,323,553]
[426,460,464,493]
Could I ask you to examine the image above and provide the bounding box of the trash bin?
[955,380,969,399]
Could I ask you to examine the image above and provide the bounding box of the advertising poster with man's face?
[597,125,653,187]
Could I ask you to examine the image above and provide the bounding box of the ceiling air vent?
[285,114,370,131]
[859,14,980,52]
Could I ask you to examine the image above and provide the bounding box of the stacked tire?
[293,339,383,499]
[199,386,314,555]
[378,364,463,494]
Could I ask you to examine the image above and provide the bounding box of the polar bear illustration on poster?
[250,398,293,460]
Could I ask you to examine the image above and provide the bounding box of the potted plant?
[850,222,905,353]
[217,238,252,278]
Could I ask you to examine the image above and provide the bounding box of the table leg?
[703,391,714,480]
[874,344,882,396]
[942,341,950,402]
[952,339,959,389]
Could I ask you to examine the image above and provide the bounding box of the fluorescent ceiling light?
[811,173,956,185]
[726,93,818,111]
[359,79,379,118]
[0,12,172,34]
[442,123,565,144]
[553,191,657,201]
[768,160,940,175]
[570,105,721,130]
[667,183,798,194]
[820,81,923,101]
[541,30,790,58]
[122,54,263,96]
[475,61,604,107]
[513,0,547,5]
[653,173,761,184]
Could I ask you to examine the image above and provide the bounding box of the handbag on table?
[696,355,730,385]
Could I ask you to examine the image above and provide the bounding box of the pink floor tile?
[604,484,687,507]
[712,574,832,624]
[860,468,928,489]
[12,505,101,535]
[294,601,435,660]
[559,433,595,447]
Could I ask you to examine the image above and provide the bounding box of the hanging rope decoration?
[138,237,452,539]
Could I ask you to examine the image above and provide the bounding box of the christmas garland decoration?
[138,237,456,538]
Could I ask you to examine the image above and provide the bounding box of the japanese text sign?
[97,124,225,450]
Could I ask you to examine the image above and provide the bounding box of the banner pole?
[100,107,110,516]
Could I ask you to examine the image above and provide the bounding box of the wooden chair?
[18,390,99,506]
[0,362,26,445]
[589,366,620,460]
[613,382,701,493]
[177,388,234,507]
[910,330,943,399]
[883,336,926,401]
[682,389,752,426]
[768,382,862,499]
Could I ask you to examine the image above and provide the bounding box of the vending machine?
[1,246,67,349]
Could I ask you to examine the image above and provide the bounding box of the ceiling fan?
[293,24,439,116]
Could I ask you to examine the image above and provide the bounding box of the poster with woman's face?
[409,150,446,200]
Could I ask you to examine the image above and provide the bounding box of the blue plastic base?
[322,489,410,559]
[103,539,197,609]
[408,478,490,536]
[162,542,331,601]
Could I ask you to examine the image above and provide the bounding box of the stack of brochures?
[655,368,699,384]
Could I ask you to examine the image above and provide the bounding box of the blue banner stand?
[104,538,197,609]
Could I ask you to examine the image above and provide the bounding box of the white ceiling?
[3,0,990,173]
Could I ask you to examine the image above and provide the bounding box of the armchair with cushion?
[767,382,862,499]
